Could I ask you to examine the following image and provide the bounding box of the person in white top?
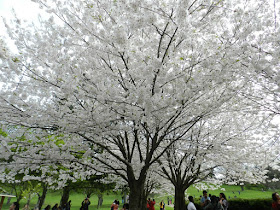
[187,196,197,210]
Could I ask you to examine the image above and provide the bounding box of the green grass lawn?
[1,185,277,210]
[2,191,124,210]
[185,185,275,200]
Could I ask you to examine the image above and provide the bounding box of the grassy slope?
[185,185,274,199]
[1,185,277,210]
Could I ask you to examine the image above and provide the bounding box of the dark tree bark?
[37,183,48,210]
[129,180,146,210]
[60,185,70,208]
[174,185,187,210]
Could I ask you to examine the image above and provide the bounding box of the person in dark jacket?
[203,195,223,210]
[52,204,58,210]
[81,198,91,210]
[43,205,51,210]
[66,200,71,210]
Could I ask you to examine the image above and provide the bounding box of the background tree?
[158,111,271,210]
[74,175,115,209]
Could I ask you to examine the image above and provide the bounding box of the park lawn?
[185,184,275,200]
[1,185,277,210]
[2,191,123,210]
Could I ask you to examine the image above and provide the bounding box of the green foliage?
[0,128,8,137]
[74,175,115,198]
[21,181,42,203]
[228,198,272,210]
[265,166,280,190]
[245,183,266,191]
[12,57,19,63]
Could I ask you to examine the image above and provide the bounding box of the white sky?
[0,0,44,53]
[0,0,40,37]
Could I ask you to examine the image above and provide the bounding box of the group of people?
[146,198,165,210]
[187,190,229,210]
[10,191,280,210]
[146,198,155,210]
[8,198,88,210]
[111,199,129,210]
[187,190,280,210]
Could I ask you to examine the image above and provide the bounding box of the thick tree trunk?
[37,183,48,210]
[174,186,186,210]
[129,180,147,210]
[60,185,70,208]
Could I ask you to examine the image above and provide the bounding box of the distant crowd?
[187,190,280,210]
[8,197,129,210]
[110,199,129,210]
[8,197,91,210]
[7,190,280,210]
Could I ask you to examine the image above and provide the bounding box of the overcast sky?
[0,0,40,37]
[0,0,43,53]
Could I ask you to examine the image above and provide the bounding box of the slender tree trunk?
[123,192,127,204]
[27,194,31,206]
[174,186,186,210]
[129,180,146,210]
[37,183,48,210]
[97,193,103,209]
[6,189,13,205]
[60,185,70,208]
[15,187,23,203]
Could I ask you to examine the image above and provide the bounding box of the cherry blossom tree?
[158,110,272,210]
[0,0,279,209]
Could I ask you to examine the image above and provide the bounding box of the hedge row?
[192,198,272,210]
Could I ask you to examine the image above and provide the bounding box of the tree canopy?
[0,0,280,209]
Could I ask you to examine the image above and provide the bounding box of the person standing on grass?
[43,205,51,210]
[52,204,58,210]
[111,200,119,210]
[187,196,197,210]
[272,192,280,210]
[148,199,155,210]
[146,198,150,210]
[203,195,223,210]
[65,200,71,210]
[159,200,165,210]
[200,190,211,207]
[81,198,91,210]
[219,193,228,210]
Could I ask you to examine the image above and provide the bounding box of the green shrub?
[228,198,272,210]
